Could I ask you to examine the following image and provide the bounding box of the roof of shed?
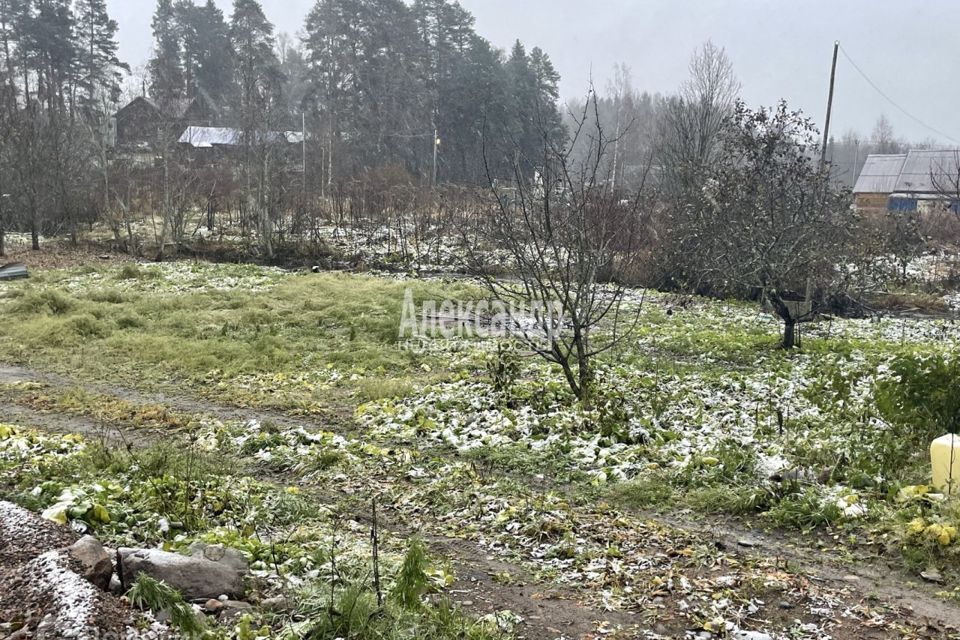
[895,150,960,193]
[853,153,906,194]
[853,150,960,195]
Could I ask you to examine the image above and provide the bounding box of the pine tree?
[504,40,564,177]
[354,0,424,168]
[2,0,31,102]
[0,0,21,100]
[443,33,509,181]
[74,0,126,111]
[229,0,281,258]
[30,0,77,115]
[171,0,232,105]
[412,0,476,178]
[174,0,199,93]
[149,0,184,108]
[229,0,280,125]
[529,47,563,142]
[304,0,362,180]
[195,0,232,103]
[506,41,535,168]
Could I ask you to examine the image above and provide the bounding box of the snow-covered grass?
[1,260,959,638]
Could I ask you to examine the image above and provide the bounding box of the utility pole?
[820,40,840,170]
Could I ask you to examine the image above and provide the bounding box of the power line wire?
[838,44,960,146]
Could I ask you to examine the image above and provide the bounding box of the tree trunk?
[766,290,798,350]
[557,357,581,406]
[577,362,593,409]
[782,318,796,349]
[31,218,39,251]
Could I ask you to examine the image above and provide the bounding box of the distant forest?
[0,0,938,254]
[145,0,566,183]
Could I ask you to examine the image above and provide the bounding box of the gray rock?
[187,543,248,574]
[921,568,945,584]
[109,574,123,595]
[66,535,113,590]
[260,596,291,612]
[119,547,245,600]
[220,600,253,623]
[733,632,773,640]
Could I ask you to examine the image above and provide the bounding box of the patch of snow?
[30,550,99,639]
[0,500,42,544]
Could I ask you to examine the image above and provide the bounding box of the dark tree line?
[0,0,126,254]
[145,0,565,187]
[0,0,565,255]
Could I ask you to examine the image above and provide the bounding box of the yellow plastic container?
[931,434,960,495]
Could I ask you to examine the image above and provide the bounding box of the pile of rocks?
[0,501,255,638]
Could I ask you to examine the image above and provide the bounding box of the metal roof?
[179,126,304,148]
[178,126,241,147]
[854,150,960,195]
[853,153,906,194]
[895,150,960,193]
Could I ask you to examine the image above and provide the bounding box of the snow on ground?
[29,551,99,639]
[356,353,887,487]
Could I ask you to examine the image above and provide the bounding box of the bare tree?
[658,41,740,198]
[931,150,960,221]
[468,91,652,407]
[669,101,852,349]
[872,115,902,155]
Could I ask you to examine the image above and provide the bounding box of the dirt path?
[427,535,644,639]
[646,508,960,631]
[2,362,960,639]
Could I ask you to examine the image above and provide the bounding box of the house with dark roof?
[112,92,219,150]
[853,150,960,214]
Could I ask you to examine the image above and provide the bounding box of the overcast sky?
[106,0,960,145]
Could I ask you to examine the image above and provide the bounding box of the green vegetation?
[127,574,206,635]
[0,261,958,637]
[0,264,483,412]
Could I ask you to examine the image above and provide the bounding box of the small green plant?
[486,342,520,396]
[611,476,674,509]
[356,377,415,402]
[117,264,142,280]
[115,312,144,329]
[12,288,74,315]
[765,487,842,531]
[876,354,960,440]
[126,573,205,635]
[391,537,430,609]
[67,314,109,338]
[678,438,758,487]
[88,288,128,304]
[115,264,161,281]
